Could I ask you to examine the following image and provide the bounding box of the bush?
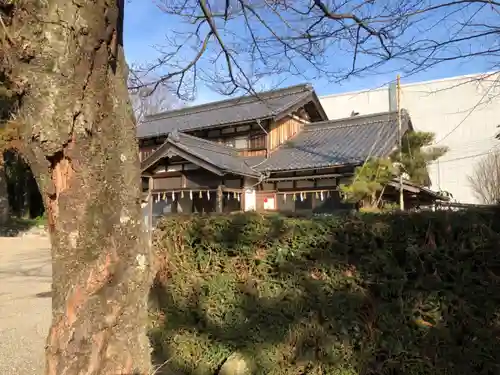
[150,210,500,375]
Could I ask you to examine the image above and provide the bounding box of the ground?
[0,236,51,374]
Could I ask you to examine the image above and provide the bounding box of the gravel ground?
[0,236,51,375]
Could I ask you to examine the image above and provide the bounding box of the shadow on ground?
[148,211,500,375]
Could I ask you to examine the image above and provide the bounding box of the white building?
[319,72,500,204]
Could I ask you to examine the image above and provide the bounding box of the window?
[224,136,249,149]
[234,137,248,149]
[224,138,235,148]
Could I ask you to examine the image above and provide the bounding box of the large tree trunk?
[4,0,153,374]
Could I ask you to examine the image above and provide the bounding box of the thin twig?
[151,358,172,375]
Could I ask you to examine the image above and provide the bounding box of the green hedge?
[150,211,500,375]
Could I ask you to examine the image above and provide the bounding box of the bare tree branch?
[129,0,500,100]
[128,72,183,124]
[468,150,500,204]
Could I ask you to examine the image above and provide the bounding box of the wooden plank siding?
[238,150,266,157]
[150,170,246,191]
[268,116,306,151]
[139,145,159,161]
[153,175,182,190]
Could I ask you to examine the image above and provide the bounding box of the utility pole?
[396,75,405,211]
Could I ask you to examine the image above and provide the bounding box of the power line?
[430,145,500,165]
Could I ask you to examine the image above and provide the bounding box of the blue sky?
[124,0,495,105]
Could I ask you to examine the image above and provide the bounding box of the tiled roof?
[142,110,411,178]
[141,131,260,177]
[255,111,411,172]
[137,84,326,139]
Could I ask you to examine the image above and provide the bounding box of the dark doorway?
[192,194,216,213]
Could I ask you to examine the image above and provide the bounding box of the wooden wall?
[238,149,266,157]
[139,136,167,162]
[153,175,182,190]
[254,190,345,213]
[139,145,158,161]
[151,170,247,192]
[268,116,305,151]
[184,171,222,189]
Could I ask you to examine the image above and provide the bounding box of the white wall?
[320,72,500,203]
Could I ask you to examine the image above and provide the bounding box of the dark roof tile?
[142,131,260,177]
[255,111,411,172]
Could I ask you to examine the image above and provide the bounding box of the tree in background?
[340,158,395,210]
[341,130,447,209]
[392,131,448,186]
[0,125,15,224]
[0,40,20,224]
[0,154,7,224]
[129,84,180,123]
[0,121,44,220]
[468,151,500,204]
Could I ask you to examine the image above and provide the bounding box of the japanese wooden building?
[138,84,447,220]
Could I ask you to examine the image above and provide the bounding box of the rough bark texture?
[3,0,153,374]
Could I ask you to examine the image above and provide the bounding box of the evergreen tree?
[341,157,395,209]
[342,131,447,210]
[392,131,448,186]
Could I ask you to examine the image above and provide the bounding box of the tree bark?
[4,0,153,374]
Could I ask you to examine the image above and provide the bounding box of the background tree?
[0,38,21,224]
[468,151,500,204]
[391,131,448,186]
[0,156,7,224]
[342,130,447,209]
[128,74,183,124]
[341,157,395,210]
[0,126,14,224]
[0,120,44,220]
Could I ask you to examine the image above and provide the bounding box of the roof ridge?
[143,83,313,123]
[304,119,388,132]
[271,91,313,118]
[303,110,402,132]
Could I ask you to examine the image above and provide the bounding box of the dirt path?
[0,236,51,374]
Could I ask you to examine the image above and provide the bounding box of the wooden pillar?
[216,185,223,213]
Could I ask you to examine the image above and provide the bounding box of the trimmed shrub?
[150,211,500,375]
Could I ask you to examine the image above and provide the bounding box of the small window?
[234,137,248,149]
